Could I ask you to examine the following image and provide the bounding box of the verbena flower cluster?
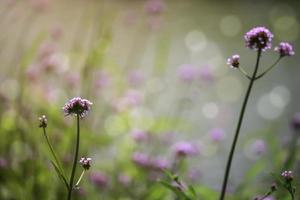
[63,97,93,118]
[80,157,92,170]
[244,26,274,51]
[39,115,47,128]
[281,170,293,181]
[275,42,295,57]
[227,55,240,69]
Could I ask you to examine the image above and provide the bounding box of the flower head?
[281,170,293,181]
[227,55,240,69]
[145,0,165,15]
[172,141,199,157]
[63,97,92,118]
[275,42,295,57]
[79,157,92,170]
[39,115,47,128]
[244,27,274,51]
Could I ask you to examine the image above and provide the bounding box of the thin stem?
[255,57,282,80]
[219,49,262,200]
[75,170,85,187]
[67,115,80,200]
[42,127,66,179]
[238,67,252,80]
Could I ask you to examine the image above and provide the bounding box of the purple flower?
[281,170,293,181]
[292,113,300,130]
[145,0,165,15]
[131,129,148,142]
[89,171,109,187]
[151,157,170,170]
[118,174,131,186]
[227,54,240,69]
[38,115,47,128]
[62,97,92,118]
[172,141,199,157]
[132,152,151,168]
[275,42,295,57]
[209,128,225,142]
[79,157,92,170]
[244,27,274,51]
[251,139,266,155]
[178,64,198,82]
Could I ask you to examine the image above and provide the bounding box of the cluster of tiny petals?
[244,26,274,51]
[63,97,93,118]
[275,42,295,57]
[39,115,47,128]
[79,157,92,170]
[281,170,293,181]
[227,54,240,69]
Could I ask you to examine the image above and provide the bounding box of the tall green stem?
[219,49,262,200]
[67,115,80,200]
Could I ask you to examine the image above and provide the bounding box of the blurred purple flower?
[178,64,198,82]
[95,70,111,89]
[89,171,109,188]
[145,0,165,15]
[128,70,145,86]
[209,128,225,142]
[172,141,199,157]
[151,157,170,170]
[244,27,273,51]
[251,139,266,155]
[62,97,93,118]
[131,129,148,142]
[65,72,80,89]
[132,152,151,168]
[118,174,131,187]
[292,113,300,131]
[275,42,295,57]
[227,55,240,69]
[199,65,214,81]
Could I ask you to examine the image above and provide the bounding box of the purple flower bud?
[118,174,131,187]
[79,157,92,170]
[227,55,240,69]
[38,115,47,128]
[244,27,274,51]
[172,141,199,157]
[292,113,300,130]
[281,170,293,181]
[275,42,295,57]
[62,97,93,118]
[89,171,108,188]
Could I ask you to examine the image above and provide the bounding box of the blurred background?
[0,0,299,199]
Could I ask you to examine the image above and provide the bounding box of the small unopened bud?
[270,183,277,192]
[39,115,47,128]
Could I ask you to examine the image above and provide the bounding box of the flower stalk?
[67,114,80,200]
[219,49,262,200]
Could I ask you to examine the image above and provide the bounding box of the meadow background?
[0,0,299,199]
